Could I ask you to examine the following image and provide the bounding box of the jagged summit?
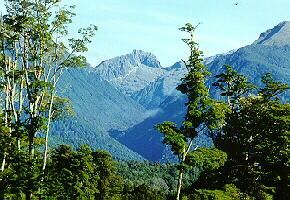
[253,21,290,46]
[131,49,162,68]
[94,50,164,96]
[96,49,161,71]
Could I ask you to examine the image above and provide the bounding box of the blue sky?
[1,0,290,67]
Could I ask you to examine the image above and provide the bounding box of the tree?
[92,150,124,200]
[189,184,251,200]
[212,64,255,108]
[213,67,290,199]
[123,184,166,200]
[0,0,97,198]
[156,23,227,200]
[256,74,290,199]
[46,145,99,199]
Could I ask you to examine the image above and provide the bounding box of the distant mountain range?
[52,21,290,161]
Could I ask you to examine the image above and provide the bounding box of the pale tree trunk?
[0,54,17,199]
[42,67,63,171]
[176,139,194,200]
[0,17,5,174]
[22,36,35,200]
[176,168,184,200]
[42,92,55,171]
[227,96,231,107]
[1,52,9,173]
[1,56,15,171]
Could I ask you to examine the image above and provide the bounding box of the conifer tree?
[156,23,227,200]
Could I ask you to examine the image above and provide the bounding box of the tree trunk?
[28,134,35,159]
[176,168,184,200]
[176,140,194,200]
[42,92,55,171]
[1,155,6,172]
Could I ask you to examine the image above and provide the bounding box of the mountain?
[95,50,233,110]
[208,44,290,100]
[132,62,185,109]
[130,51,237,109]
[95,50,165,96]
[109,96,186,161]
[50,21,290,162]
[111,95,213,161]
[51,67,146,160]
[58,68,146,132]
[111,22,290,161]
[95,50,187,109]
[253,21,290,46]
[207,21,290,100]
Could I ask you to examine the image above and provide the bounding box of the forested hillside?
[52,68,146,160]
[0,0,289,199]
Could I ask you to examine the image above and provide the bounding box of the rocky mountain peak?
[96,50,161,72]
[253,21,290,46]
[131,49,162,68]
[94,50,165,96]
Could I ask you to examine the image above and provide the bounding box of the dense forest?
[0,0,289,199]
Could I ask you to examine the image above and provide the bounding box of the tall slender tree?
[156,23,227,200]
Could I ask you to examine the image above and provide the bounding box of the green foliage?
[213,64,255,105]
[92,150,124,200]
[189,184,252,200]
[155,122,186,155]
[122,184,166,200]
[186,148,227,171]
[118,161,200,195]
[45,145,99,199]
[44,145,126,199]
[0,0,97,198]
[213,66,290,199]
[259,73,290,100]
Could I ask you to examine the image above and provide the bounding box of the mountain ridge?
[253,21,290,46]
[94,50,165,96]
[51,21,290,161]
[51,67,147,160]
[109,21,290,161]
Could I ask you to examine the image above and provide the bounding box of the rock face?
[253,21,290,46]
[95,50,165,96]
[132,62,186,109]
[95,50,187,109]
